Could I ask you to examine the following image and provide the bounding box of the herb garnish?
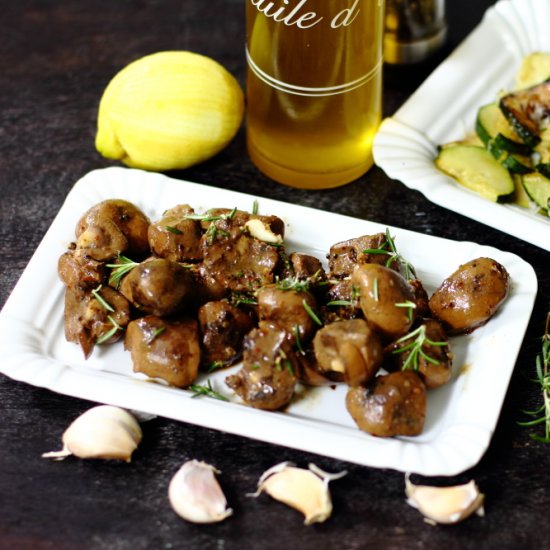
[395,300,417,322]
[252,199,259,215]
[184,207,237,223]
[363,228,417,280]
[302,299,322,326]
[91,285,114,312]
[189,380,229,401]
[392,325,447,371]
[165,225,183,235]
[519,310,550,442]
[106,254,139,288]
[208,361,224,373]
[146,326,165,345]
[96,315,122,345]
[294,325,306,356]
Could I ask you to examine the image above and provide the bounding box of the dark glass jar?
[384,0,447,64]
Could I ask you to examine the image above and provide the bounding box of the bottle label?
[247,0,383,97]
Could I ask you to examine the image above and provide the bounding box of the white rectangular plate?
[373,0,550,251]
[0,167,537,475]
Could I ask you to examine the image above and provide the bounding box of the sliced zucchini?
[513,174,531,208]
[476,103,531,156]
[499,80,550,148]
[536,163,550,179]
[435,145,515,202]
[516,52,550,89]
[522,172,550,212]
[501,153,533,174]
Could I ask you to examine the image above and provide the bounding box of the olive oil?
[246,0,385,189]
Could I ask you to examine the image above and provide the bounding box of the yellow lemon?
[95,51,244,171]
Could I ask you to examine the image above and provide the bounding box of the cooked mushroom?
[75,199,150,261]
[198,300,254,368]
[148,204,203,262]
[313,319,383,386]
[225,327,297,410]
[352,264,416,340]
[125,316,200,387]
[429,257,510,334]
[64,285,131,358]
[201,212,281,292]
[385,318,452,389]
[346,371,426,437]
[257,285,318,343]
[320,279,362,324]
[58,249,106,290]
[119,258,194,316]
[327,233,390,279]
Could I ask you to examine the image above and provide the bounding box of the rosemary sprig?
[106,254,139,287]
[302,299,322,326]
[207,361,224,373]
[327,284,360,308]
[363,228,417,280]
[252,199,259,215]
[275,270,323,293]
[294,325,306,356]
[189,380,229,401]
[395,300,417,322]
[392,325,448,371]
[91,285,114,312]
[96,315,122,345]
[184,207,237,223]
[519,311,550,442]
[165,225,183,235]
[146,326,166,345]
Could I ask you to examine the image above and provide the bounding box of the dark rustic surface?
[1,1,549,549]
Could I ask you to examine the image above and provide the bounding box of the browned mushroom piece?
[200,208,285,239]
[148,204,203,262]
[294,348,340,386]
[257,285,318,343]
[125,316,200,388]
[320,279,363,324]
[428,257,510,334]
[346,371,426,437]
[198,300,255,368]
[119,258,194,316]
[352,263,417,340]
[201,212,281,292]
[287,253,326,282]
[64,285,131,359]
[313,318,383,387]
[327,233,390,279]
[75,199,150,261]
[58,249,106,290]
[385,318,453,389]
[225,327,298,410]
[409,278,431,317]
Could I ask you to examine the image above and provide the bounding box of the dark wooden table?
[1,1,549,549]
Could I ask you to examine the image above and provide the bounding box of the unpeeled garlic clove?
[42,405,142,462]
[405,474,485,525]
[251,462,347,525]
[168,460,233,524]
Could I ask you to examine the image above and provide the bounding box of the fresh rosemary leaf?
[189,380,229,401]
[91,285,115,312]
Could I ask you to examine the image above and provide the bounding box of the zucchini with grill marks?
[499,80,550,148]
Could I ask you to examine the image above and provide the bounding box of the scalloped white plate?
[374,0,550,251]
[0,167,537,475]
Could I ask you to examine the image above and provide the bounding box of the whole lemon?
[95,51,244,171]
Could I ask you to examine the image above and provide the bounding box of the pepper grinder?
[384,0,447,64]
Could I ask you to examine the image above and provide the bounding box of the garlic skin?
[42,405,142,462]
[244,219,284,245]
[168,460,233,524]
[251,462,347,525]
[405,475,485,525]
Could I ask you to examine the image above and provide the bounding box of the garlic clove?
[252,462,347,525]
[42,405,142,462]
[168,460,233,524]
[244,219,284,245]
[405,474,485,525]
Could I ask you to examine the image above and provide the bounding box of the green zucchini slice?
[499,80,550,148]
[522,172,550,212]
[476,103,531,156]
[435,145,515,202]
